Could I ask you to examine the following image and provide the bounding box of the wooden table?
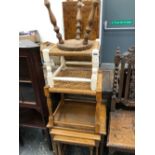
[44,71,107,155]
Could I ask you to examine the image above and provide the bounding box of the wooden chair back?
[111,47,135,111]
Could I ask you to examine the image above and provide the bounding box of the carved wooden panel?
[63,1,100,40]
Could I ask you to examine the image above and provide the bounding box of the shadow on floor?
[19,128,134,155]
[19,128,53,155]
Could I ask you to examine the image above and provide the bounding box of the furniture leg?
[90,147,94,155]
[52,141,58,155]
[96,145,99,155]
[45,128,52,150]
[99,135,104,155]
[19,128,24,146]
[57,142,62,155]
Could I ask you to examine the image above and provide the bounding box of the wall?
[19,0,134,63]
[19,0,64,43]
[100,0,135,63]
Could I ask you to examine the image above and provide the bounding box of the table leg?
[90,147,94,155]
[57,142,62,155]
[52,141,58,155]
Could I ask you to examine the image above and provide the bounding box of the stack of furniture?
[107,47,135,154]
[19,40,52,149]
[43,69,106,155]
[42,0,106,154]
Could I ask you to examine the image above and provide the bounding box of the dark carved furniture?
[19,40,52,150]
[107,47,135,155]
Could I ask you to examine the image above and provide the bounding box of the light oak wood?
[53,135,96,146]
[53,101,96,131]
[48,71,102,96]
[107,111,135,150]
[63,1,99,40]
[51,128,101,141]
[57,143,62,155]
[99,103,106,135]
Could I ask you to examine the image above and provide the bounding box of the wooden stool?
[42,41,100,91]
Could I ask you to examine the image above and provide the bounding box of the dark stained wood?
[63,1,99,40]
[108,46,135,155]
[46,70,106,154]
[19,40,52,149]
[111,47,135,110]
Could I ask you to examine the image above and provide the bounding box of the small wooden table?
[48,101,106,155]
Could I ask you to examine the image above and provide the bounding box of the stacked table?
[42,41,106,155]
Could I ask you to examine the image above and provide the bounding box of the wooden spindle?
[76,0,83,40]
[113,48,121,96]
[111,48,121,111]
[44,0,64,44]
[83,0,98,45]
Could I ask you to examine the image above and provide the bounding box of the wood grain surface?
[107,111,135,150]
[63,1,99,40]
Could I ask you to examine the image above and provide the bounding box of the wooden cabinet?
[19,40,52,149]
